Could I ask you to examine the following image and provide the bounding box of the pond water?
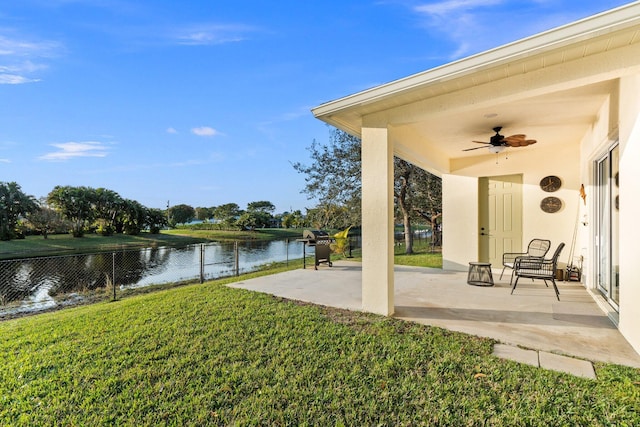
[0,239,307,317]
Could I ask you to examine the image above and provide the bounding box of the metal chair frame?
[511,242,565,301]
[500,238,551,283]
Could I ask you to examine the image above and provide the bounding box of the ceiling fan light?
[489,145,505,154]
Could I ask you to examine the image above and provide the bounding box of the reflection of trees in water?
[239,241,270,254]
[0,261,41,304]
[0,248,175,304]
[47,254,111,296]
[1,241,300,307]
[116,247,171,285]
[48,249,173,296]
[239,240,294,263]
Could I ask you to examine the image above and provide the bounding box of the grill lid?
[303,229,329,240]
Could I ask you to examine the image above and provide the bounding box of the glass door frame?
[594,142,620,311]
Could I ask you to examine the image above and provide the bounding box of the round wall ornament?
[540,175,561,192]
[541,196,562,213]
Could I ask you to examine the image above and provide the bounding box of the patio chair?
[500,238,551,282]
[511,242,565,301]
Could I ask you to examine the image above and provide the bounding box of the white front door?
[479,174,523,265]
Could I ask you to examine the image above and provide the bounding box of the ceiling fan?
[463,126,537,153]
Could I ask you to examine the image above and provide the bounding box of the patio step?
[492,343,596,379]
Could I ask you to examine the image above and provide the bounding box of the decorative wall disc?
[541,196,562,213]
[540,175,561,192]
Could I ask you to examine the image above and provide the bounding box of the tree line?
[293,127,442,253]
[0,183,168,240]
[0,182,317,241]
[184,201,303,230]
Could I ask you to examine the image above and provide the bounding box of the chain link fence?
[0,239,305,319]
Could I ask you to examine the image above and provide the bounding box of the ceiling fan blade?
[504,135,526,146]
[504,138,537,147]
[472,128,537,152]
[505,134,526,141]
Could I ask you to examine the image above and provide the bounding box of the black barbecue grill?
[301,229,334,269]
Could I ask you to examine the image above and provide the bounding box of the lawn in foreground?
[0,279,638,425]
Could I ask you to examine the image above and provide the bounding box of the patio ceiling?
[390,80,614,163]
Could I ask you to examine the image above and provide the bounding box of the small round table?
[467,262,494,286]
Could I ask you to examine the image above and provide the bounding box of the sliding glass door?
[595,144,619,309]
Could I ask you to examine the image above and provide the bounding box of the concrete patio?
[230,261,640,373]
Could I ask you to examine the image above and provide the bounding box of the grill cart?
[301,229,334,269]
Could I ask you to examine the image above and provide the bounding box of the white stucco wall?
[618,74,640,355]
[575,75,640,355]
[443,143,580,272]
[442,174,478,271]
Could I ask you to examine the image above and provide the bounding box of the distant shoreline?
[0,228,303,260]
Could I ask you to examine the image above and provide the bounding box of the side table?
[467,262,494,286]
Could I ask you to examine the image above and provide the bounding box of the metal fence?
[0,239,305,319]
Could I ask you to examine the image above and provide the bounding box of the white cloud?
[0,74,40,84]
[173,24,255,46]
[39,141,109,161]
[413,0,583,61]
[415,0,503,16]
[0,61,47,73]
[191,126,220,137]
[166,127,178,134]
[0,34,62,84]
[0,158,10,163]
[0,35,61,57]
[412,0,511,59]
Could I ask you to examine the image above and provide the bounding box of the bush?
[175,222,242,231]
[95,220,115,236]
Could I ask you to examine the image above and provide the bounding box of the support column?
[361,125,394,316]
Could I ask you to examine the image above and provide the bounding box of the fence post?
[200,244,205,284]
[234,241,239,276]
[112,252,116,301]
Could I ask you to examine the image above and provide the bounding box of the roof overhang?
[312,2,640,173]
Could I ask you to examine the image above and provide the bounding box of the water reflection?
[0,239,304,315]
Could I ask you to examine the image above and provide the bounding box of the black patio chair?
[511,242,565,301]
[500,238,551,282]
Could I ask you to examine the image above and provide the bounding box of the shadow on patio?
[230,260,640,368]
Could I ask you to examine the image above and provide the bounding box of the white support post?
[361,125,395,316]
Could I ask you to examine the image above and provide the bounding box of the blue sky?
[0,0,633,213]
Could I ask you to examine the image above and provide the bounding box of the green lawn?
[348,238,443,268]
[0,268,638,425]
[393,239,442,268]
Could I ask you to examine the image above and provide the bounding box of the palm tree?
[0,181,37,240]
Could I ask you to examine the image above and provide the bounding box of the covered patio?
[230,261,640,369]
[311,3,640,359]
